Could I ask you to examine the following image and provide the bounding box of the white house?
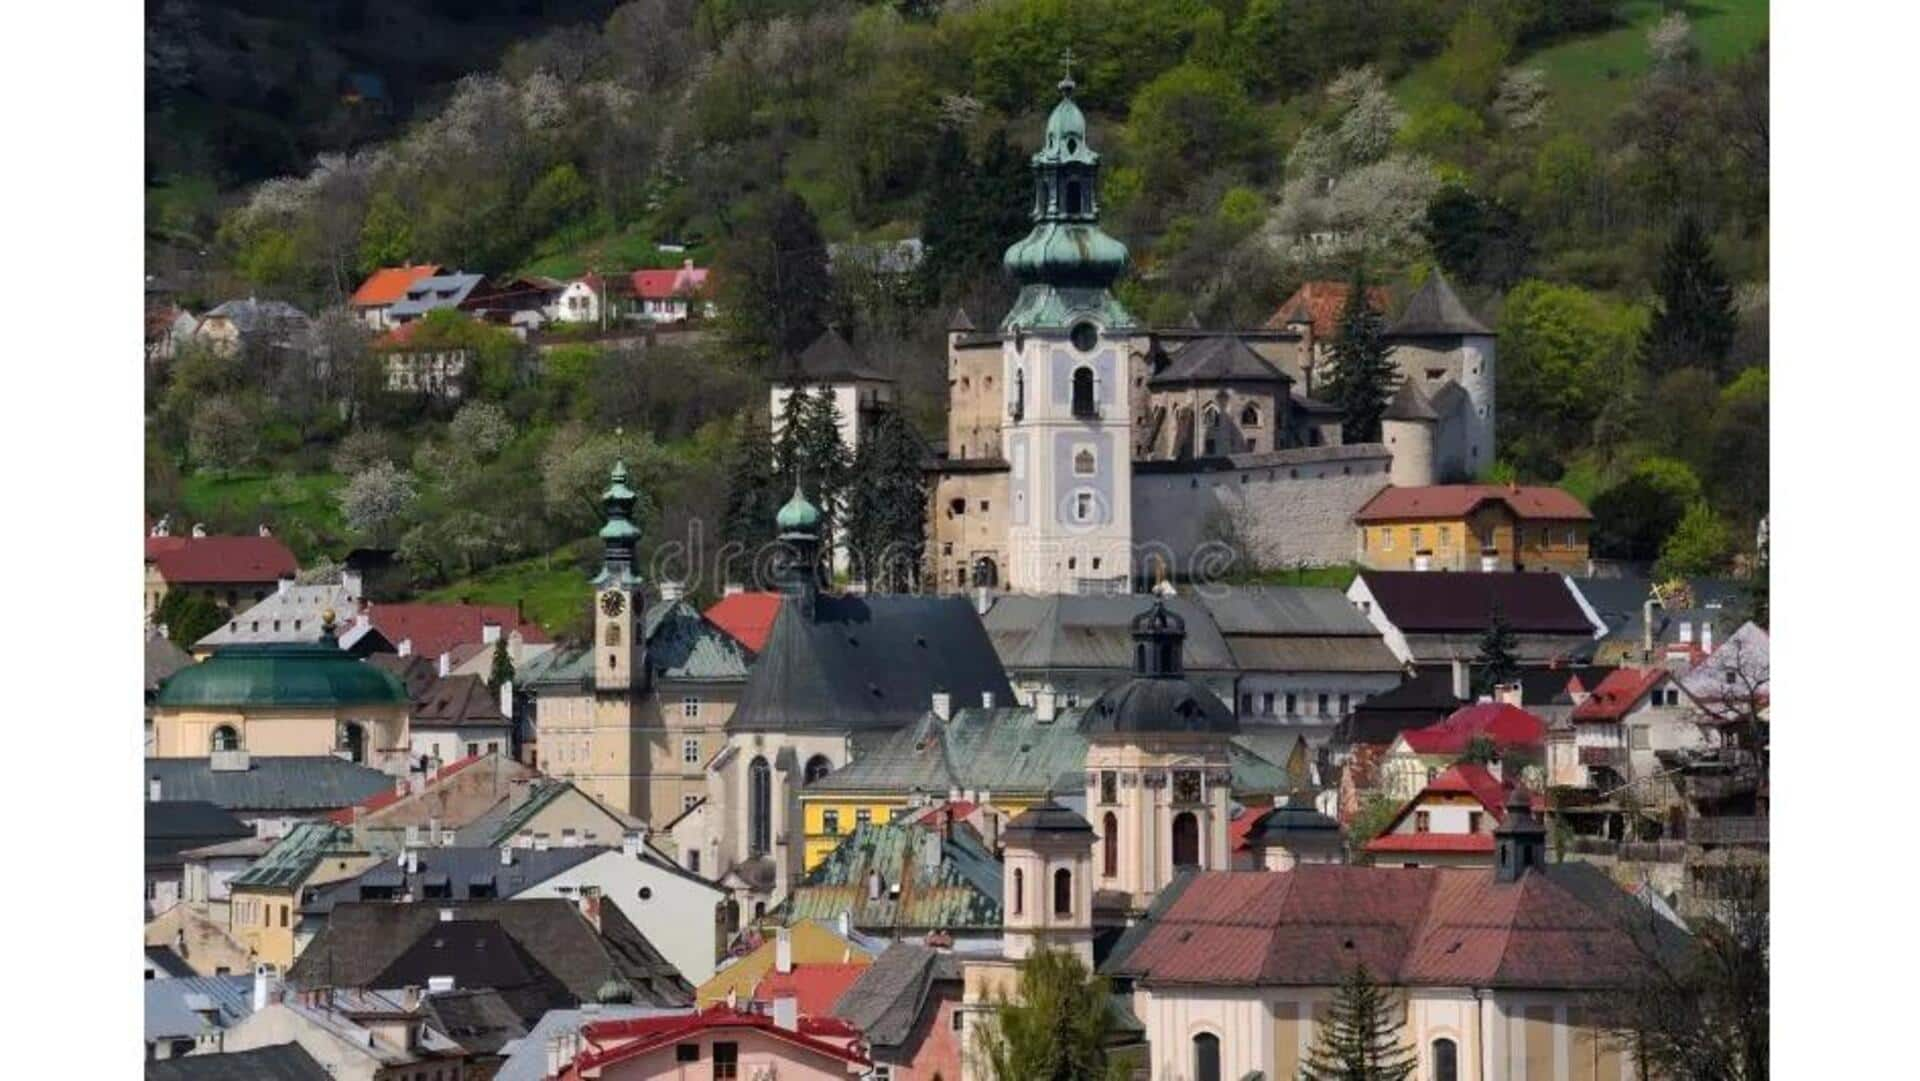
[514,832,729,986]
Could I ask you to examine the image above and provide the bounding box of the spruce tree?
[846,408,928,593]
[773,385,850,545]
[1324,268,1399,444]
[1641,213,1738,379]
[722,411,780,557]
[1474,602,1522,696]
[1300,963,1418,1081]
[487,635,515,693]
[717,190,832,365]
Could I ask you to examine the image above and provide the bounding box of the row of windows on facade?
[1365,525,1582,552]
[1235,691,1356,719]
[209,723,370,762]
[1175,1035,1457,1081]
[1006,809,1211,901]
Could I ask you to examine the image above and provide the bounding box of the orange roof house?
[1264,281,1394,339]
[350,265,443,311]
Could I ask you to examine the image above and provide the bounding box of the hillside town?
[135,63,1771,1081]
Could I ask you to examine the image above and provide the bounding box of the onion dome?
[1001,71,1130,296]
[776,483,821,534]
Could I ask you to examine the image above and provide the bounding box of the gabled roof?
[1679,621,1769,707]
[1388,272,1493,337]
[147,634,193,692]
[143,1043,332,1081]
[301,845,607,916]
[494,1005,692,1081]
[1366,764,1515,855]
[410,673,510,728]
[728,595,1013,734]
[469,779,631,847]
[703,591,782,654]
[831,942,961,1056]
[146,800,251,865]
[423,987,529,1055]
[983,594,1237,672]
[230,821,359,890]
[1148,336,1291,387]
[786,822,1003,932]
[1356,571,1598,636]
[1399,703,1546,756]
[630,263,710,300]
[1571,667,1672,722]
[1263,281,1392,337]
[144,974,254,1043]
[641,597,753,681]
[363,603,550,660]
[202,298,312,335]
[1355,484,1592,523]
[351,265,444,308]
[388,273,486,318]
[1102,863,1675,990]
[752,962,870,1017]
[145,756,395,813]
[196,584,360,648]
[564,1006,870,1075]
[146,534,297,585]
[794,329,891,383]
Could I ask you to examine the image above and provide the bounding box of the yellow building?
[695,919,877,1007]
[150,619,412,771]
[226,822,379,968]
[1356,483,1592,574]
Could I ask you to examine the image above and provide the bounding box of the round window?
[1070,322,1099,352]
[637,886,653,901]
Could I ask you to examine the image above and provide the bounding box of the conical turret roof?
[1389,272,1493,337]
[1384,379,1439,422]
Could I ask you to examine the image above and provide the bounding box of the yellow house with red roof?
[1356,483,1592,574]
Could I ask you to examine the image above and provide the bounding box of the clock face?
[600,591,626,617]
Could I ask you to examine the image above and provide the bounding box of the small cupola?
[1493,786,1547,883]
[1130,600,1186,678]
[598,459,642,580]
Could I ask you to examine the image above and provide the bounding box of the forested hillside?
[145,0,1769,634]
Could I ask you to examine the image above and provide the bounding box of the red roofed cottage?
[145,525,299,621]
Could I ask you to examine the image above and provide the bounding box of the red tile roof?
[752,963,870,1017]
[1424,762,1512,815]
[1105,864,1656,990]
[1571,667,1670,722]
[350,265,443,308]
[146,535,298,585]
[365,603,550,660]
[1365,832,1495,854]
[1230,804,1268,853]
[631,263,711,300]
[1354,484,1592,523]
[1264,281,1393,337]
[564,1006,869,1076]
[1399,703,1545,756]
[328,754,483,824]
[704,592,782,654]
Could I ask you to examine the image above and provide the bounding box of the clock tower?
[593,459,645,692]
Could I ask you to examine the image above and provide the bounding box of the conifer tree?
[773,385,849,544]
[1474,602,1521,696]
[722,411,780,557]
[1641,212,1738,379]
[1324,268,1399,444]
[486,635,515,693]
[846,408,927,593]
[1300,963,1418,1081]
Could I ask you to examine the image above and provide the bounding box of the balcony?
[1688,815,1768,846]
[1685,770,1763,802]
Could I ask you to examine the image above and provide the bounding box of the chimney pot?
[931,690,951,721]
[775,927,792,974]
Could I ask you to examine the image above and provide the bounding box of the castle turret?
[593,459,645,693]
[1382,380,1439,488]
[1388,272,1496,477]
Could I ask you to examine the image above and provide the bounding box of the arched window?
[1065,180,1084,216]
[1053,867,1072,917]
[1011,867,1024,916]
[604,622,621,647]
[211,725,240,753]
[1432,1038,1458,1081]
[1071,367,1096,417]
[1202,406,1220,455]
[748,756,772,856]
[1172,811,1200,869]
[1074,448,1095,476]
[1103,812,1119,878]
[1240,403,1261,427]
[1193,1032,1221,1081]
[972,557,999,588]
[340,722,366,764]
[803,755,832,785]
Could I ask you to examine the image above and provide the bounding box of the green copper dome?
[156,642,409,709]
[776,484,821,533]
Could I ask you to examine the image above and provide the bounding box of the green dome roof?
[156,642,409,710]
[1003,223,1130,288]
[776,485,821,532]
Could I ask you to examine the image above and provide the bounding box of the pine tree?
[846,408,927,593]
[487,635,515,693]
[1474,603,1521,696]
[1324,268,1399,444]
[1641,213,1738,379]
[773,384,849,544]
[1300,963,1418,1081]
[722,411,780,557]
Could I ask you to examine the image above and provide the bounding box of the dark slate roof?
[145,756,396,813]
[146,800,252,866]
[795,329,890,382]
[640,597,752,681]
[728,595,1014,733]
[1080,676,1240,737]
[144,1043,332,1081]
[1564,576,1748,643]
[425,988,530,1055]
[1383,379,1438,421]
[1342,668,1461,745]
[1147,336,1291,387]
[145,945,199,978]
[785,822,1003,933]
[983,594,1237,673]
[288,899,692,1013]
[411,673,510,728]
[1388,272,1492,337]
[301,846,610,916]
[1358,571,1597,635]
[830,942,961,1059]
[947,306,976,332]
[367,653,441,700]
[1002,800,1096,843]
[1241,795,1341,845]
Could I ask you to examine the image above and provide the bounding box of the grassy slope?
[1395,0,1769,130]
[422,551,591,639]
[181,472,347,562]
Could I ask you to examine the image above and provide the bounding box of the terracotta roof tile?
[1571,667,1670,722]
[1263,282,1393,337]
[751,963,870,1017]
[702,592,781,654]
[1400,703,1545,756]
[351,265,443,308]
[567,1006,868,1075]
[366,603,550,660]
[1355,484,1591,523]
[1365,832,1495,854]
[146,535,298,585]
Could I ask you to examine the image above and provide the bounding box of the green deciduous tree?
[356,191,414,276]
[919,128,1028,304]
[1497,279,1646,476]
[1591,457,1703,563]
[1300,963,1418,1081]
[1642,213,1738,379]
[187,395,261,475]
[846,408,927,593]
[1126,62,1264,200]
[1422,185,1532,289]
[973,946,1131,1081]
[1322,267,1398,444]
[156,589,227,650]
[1707,368,1768,526]
[1654,501,1734,580]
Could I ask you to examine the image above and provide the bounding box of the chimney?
[974,587,991,615]
[772,994,798,1031]
[578,886,603,930]
[499,678,514,720]
[1450,659,1470,701]
[482,622,501,645]
[919,828,944,876]
[191,523,207,538]
[867,869,883,901]
[252,964,281,1011]
[1678,620,1693,645]
[836,911,851,938]
[500,846,514,867]
[1494,683,1523,707]
[931,690,951,721]
[1035,689,1057,723]
[277,574,294,596]
[398,637,413,657]
[1642,598,1660,659]
[404,849,419,875]
[427,975,455,993]
[622,830,647,858]
[258,522,273,537]
[660,580,685,602]
[438,907,454,923]
[437,651,452,677]
[775,927,793,974]
[981,690,995,709]
[724,582,745,596]
[149,776,163,802]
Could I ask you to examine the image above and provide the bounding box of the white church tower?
[999,60,1137,594]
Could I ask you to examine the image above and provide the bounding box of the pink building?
[556,1005,868,1079]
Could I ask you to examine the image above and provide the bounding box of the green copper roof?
[156,642,408,709]
[230,822,357,890]
[1000,72,1131,329]
[600,458,641,542]
[776,484,821,532]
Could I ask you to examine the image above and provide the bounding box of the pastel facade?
[1356,485,1592,574]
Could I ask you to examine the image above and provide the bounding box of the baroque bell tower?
[1000,54,1137,595]
[593,459,645,692]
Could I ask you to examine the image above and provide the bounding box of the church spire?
[597,458,641,583]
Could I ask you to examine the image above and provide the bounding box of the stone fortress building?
[921,72,1498,595]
